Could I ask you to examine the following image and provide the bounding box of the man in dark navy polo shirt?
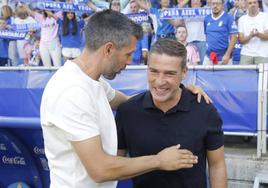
[115,39,227,188]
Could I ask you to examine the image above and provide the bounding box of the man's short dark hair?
[84,10,143,51]
[149,39,187,69]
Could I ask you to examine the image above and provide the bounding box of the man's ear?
[103,42,114,56]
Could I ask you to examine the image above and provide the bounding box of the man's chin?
[103,73,117,80]
[103,69,123,80]
[103,74,115,80]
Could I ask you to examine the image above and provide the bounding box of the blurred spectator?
[183,0,206,64]
[58,12,85,62]
[129,0,139,12]
[23,30,38,65]
[176,25,200,65]
[1,5,13,25]
[238,0,268,64]
[234,0,247,19]
[29,36,42,66]
[128,0,149,65]
[27,7,62,67]
[110,0,121,11]
[204,0,237,65]
[136,0,180,41]
[229,0,239,15]
[14,4,37,65]
[0,17,10,66]
[1,5,17,66]
[109,0,130,12]
[229,0,247,64]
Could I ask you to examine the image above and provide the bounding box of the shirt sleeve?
[99,76,116,102]
[50,86,100,141]
[228,14,238,34]
[205,105,224,151]
[237,16,244,33]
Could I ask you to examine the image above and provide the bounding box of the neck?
[249,10,259,17]
[73,49,102,81]
[181,41,187,46]
[213,10,223,18]
[153,88,182,113]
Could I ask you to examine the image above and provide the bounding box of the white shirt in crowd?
[238,12,268,58]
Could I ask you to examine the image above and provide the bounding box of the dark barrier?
[0,67,259,187]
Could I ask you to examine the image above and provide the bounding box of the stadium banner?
[0,30,27,40]
[126,12,149,25]
[36,1,93,13]
[10,23,41,32]
[9,0,88,4]
[160,7,211,19]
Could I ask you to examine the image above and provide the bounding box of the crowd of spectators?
[0,0,267,67]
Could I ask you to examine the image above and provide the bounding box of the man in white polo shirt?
[238,0,268,64]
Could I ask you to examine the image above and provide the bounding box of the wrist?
[153,154,161,170]
[224,53,230,58]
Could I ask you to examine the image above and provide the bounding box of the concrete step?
[224,136,268,188]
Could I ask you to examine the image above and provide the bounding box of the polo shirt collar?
[142,84,195,113]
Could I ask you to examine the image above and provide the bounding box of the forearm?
[209,165,227,188]
[238,33,252,44]
[207,147,227,188]
[109,90,130,110]
[225,35,237,56]
[257,31,268,40]
[92,154,159,182]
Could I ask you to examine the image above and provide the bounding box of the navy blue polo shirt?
[115,84,224,188]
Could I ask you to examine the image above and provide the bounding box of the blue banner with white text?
[36,1,93,13]
[126,12,149,24]
[0,30,27,40]
[160,7,211,19]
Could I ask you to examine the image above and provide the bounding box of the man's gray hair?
[85,10,143,51]
[149,39,187,69]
